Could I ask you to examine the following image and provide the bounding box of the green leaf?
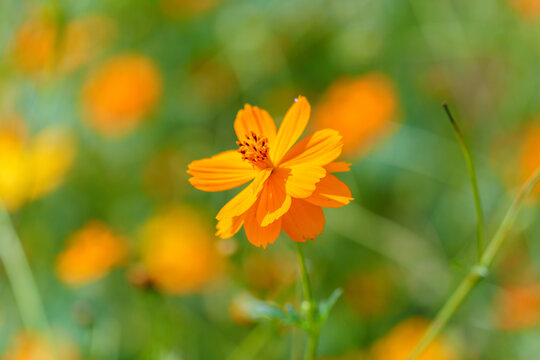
[318,288,343,323]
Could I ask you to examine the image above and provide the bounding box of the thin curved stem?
[407,165,540,360]
[443,103,484,261]
[295,242,319,360]
[0,206,49,332]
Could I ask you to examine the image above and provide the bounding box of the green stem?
[407,165,540,360]
[295,242,319,360]
[443,103,484,261]
[0,206,49,332]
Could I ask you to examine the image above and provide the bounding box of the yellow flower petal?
[282,198,325,242]
[269,96,311,165]
[234,104,277,143]
[325,161,351,173]
[216,168,272,220]
[305,173,353,208]
[243,204,281,248]
[275,165,326,199]
[256,174,291,227]
[279,129,343,168]
[188,150,257,192]
[216,213,245,239]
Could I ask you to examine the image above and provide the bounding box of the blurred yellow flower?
[0,115,75,211]
[493,283,540,330]
[56,221,128,286]
[28,128,76,200]
[140,206,223,295]
[12,11,114,75]
[314,73,399,157]
[81,54,162,137]
[2,332,79,360]
[509,0,540,20]
[371,318,458,360]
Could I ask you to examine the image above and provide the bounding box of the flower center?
[237,131,273,169]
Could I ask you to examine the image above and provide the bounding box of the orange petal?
[234,104,277,143]
[256,174,291,227]
[270,96,311,165]
[275,165,326,199]
[216,168,272,220]
[325,161,351,173]
[244,205,281,248]
[216,213,245,239]
[282,199,325,242]
[305,173,353,208]
[187,150,256,192]
[280,129,343,167]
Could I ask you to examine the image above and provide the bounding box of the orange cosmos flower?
[56,221,127,286]
[371,318,458,360]
[81,54,162,137]
[314,73,399,156]
[187,96,353,248]
[140,206,223,295]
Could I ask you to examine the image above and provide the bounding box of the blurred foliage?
[1,0,540,359]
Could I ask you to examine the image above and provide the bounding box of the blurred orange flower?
[140,206,223,295]
[82,54,162,137]
[371,318,458,360]
[0,115,75,211]
[56,221,128,286]
[57,15,115,73]
[12,12,114,75]
[518,124,540,197]
[493,283,540,330]
[188,96,353,248]
[509,0,540,20]
[314,73,399,157]
[12,13,56,75]
[2,332,79,360]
